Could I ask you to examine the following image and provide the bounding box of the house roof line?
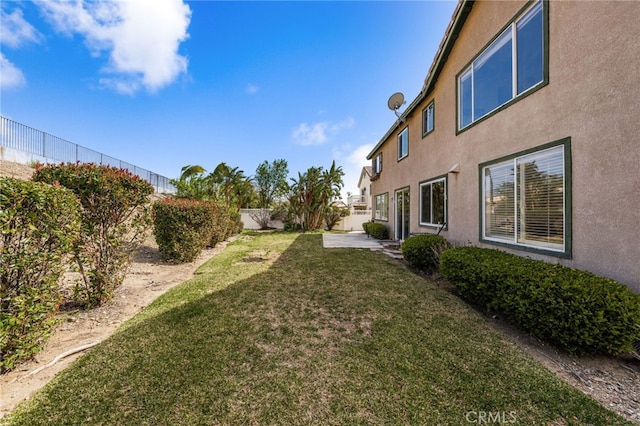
[357,166,373,188]
[366,0,474,160]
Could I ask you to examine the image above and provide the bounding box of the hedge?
[401,234,451,274]
[0,178,81,372]
[440,246,640,355]
[363,222,388,240]
[153,198,216,263]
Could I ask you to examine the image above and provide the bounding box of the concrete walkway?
[322,231,384,249]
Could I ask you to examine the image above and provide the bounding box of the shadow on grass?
[6,233,634,425]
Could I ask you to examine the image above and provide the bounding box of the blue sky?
[1,0,456,199]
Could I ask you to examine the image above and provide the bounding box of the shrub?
[401,234,452,274]
[210,204,232,247]
[366,222,388,240]
[324,206,350,231]
[440,247,640,355]
[0,178,81,372]
[249,208,272,230]
[153,198,216,263]
[230,210,243,235]
[362,221,370,234]
[33,163,154,307]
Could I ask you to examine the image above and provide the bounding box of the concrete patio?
[322,231,384,249]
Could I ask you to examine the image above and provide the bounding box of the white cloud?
[245,83,259,95]
[346,143,374,167]
[1,7,44,48]
[292,116,355,146]
[292,122,329,146]
[0,53,26,89]
[0,6,44,89]
[38,0,191,94]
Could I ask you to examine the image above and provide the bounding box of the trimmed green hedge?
[153,199,215,263]
[0,178,81,372]
[363,222,388,240]
[440,247,640,355]
[401,234,451,274]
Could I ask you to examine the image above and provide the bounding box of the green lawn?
[4,232,633,425]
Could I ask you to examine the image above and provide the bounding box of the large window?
[374,193,389,221]
[423,101,435,137]
[397,127,408,160]
[458,0,545,130]
[420,177,446,227]
[481,139,570,256]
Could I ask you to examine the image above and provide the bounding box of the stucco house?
[366,0,640,292]
[349,166,373,210]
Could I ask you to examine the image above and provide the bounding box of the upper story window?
[423,101,435,137]
[458,0,545,131]
[372,153,383,174]
[397,127,409,160]
[480,138,570,257]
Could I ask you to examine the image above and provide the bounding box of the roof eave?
[366,0,475,160]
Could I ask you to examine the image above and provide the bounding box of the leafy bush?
[0,178,81,372]
[324,206,350,231]
[362,221,370,234]
[210,204,232,247]
[33,163,154,307]
[153,198,216,263]
[401,234,452,274]
[365,222,388,240]
[440,247,640,355]
[229,210,243,235]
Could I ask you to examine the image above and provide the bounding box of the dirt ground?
[1,160,639,423]
[0,237,228,419]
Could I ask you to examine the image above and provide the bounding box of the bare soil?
[1,160,639,423]
[0,237,228,418]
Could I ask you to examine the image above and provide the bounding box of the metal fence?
[0,115,175,193]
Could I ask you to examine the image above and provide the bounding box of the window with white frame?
[372,153,382,174]
[458,0,544,130]
[374,193,389,221]
[481,140,569,254]
[397,127,408,160]
[420,177,446,227]
[423,101,435,136]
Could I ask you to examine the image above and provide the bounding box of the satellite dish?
[387,92,406,119]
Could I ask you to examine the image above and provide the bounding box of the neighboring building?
[367,0,640,292]
[348,166,373,210]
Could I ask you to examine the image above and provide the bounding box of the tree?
[171,162,255,209]
[171,164,207,200]
[254,159,289,209]
[209,162,252,209]
[287,161,344,232]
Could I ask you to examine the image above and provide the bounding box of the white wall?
[240,209,372,232]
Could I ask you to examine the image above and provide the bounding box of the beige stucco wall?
[370,0,640,292]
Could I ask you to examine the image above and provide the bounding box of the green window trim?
[374,192,389,222]
[456,0,549,134]
[478,137,572,258]
[419,174,448,229]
